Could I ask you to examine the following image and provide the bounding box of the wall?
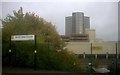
[66,42,116,54]
[85,29,96,42]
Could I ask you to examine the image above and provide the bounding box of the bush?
[2,7,82,72]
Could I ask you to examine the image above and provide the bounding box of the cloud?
[1,2,118,41]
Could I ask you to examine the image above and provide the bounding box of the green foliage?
[92,59,100,68]
[2,7,82,72]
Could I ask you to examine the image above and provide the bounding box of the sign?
[11,35,35,41]
[92,46,102,50]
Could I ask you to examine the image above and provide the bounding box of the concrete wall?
[66,42,116,54]
[66,42,90,54]
[92,42,116,54]
[85,29,96,42]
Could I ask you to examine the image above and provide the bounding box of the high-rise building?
[72,12,84,34]
[84,16,90,29]
[65,12,90,36]
[65,16,72,36]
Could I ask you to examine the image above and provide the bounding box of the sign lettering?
[11,35,35,41]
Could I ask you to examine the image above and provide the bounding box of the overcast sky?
[1,1,118,41]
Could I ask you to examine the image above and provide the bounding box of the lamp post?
[34,50,37,70]
[88,62,92,75]
[34,35,37,70]
[9,49,11,66]
[9,36,11,66]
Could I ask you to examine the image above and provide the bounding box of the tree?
[2,7,82,72]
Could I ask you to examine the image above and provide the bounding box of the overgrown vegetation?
[2,7,82,72]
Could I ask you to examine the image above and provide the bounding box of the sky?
[118,2,120,41]
[0,0,119,41]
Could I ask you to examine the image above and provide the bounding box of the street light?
[33,35,37,70]
[9,49,11,66]
[9,36,11,66]
[34,50,37,70]
[88,62,92,75]
[9,49,11,53]
[34,50,37,53]
[88,62,92,66]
